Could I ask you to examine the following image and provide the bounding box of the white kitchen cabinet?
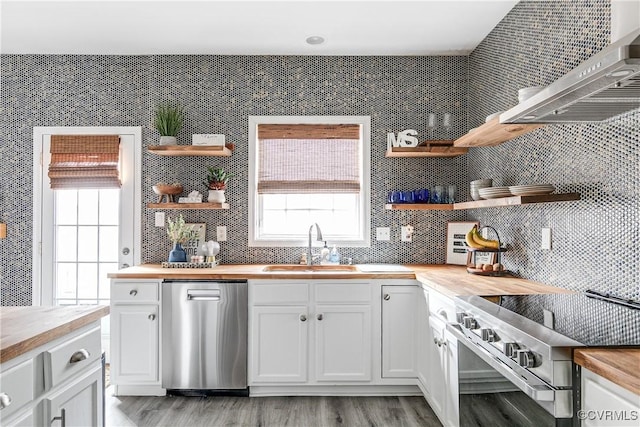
[315,304,372,381]
[250,305,308,383]
[46,365,102,427]
[110,280,163,395]
[381,285,418,378]
[581,367,640,427]
[249,280,373,386]
[416,288,430,392]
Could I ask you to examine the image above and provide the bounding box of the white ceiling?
[0,0,518,55]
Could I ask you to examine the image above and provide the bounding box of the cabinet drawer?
[0,359,34,420]
[315,282,371,303]
[252,283,309,305]
[44,326,101,390]
[112,282,159,302]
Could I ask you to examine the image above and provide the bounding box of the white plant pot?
[159,136,177,145]
[208,190,226,203]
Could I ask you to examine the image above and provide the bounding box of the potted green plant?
[153,103,185,145]
[166,214,195,262]
[203,166,234,203]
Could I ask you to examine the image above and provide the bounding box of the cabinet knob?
[317,313,323,321]
[0,392,12,410]
[129,289,138,296]
[51,408,66,427]
[69,349,90,364]
[383,294,390,301]
[122,247,130,255]
[300,314,307,322]
[148,314,156,321]
[121,263,130,269]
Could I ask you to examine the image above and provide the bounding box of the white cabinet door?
[381,286,418,378]
[250,306,308,383]
[428,316,447,418]
[416,289,430,388]
[443,329,459,427]
[46,365,102,427]
[111,304,159,384]
[315,304,372,382]
[582,368,640,427]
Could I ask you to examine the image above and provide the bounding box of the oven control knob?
[456,312,467,324]
[463,316,479,329]
[503,342,520,357]
[517,350,540,368]
[481,328,499,342]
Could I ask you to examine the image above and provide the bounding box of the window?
[249,116,371,247]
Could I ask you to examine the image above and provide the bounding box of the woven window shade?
[49,135,121,189]
[258,124,361,140]
[258,138,361,194]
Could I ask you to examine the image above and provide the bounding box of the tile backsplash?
[1,0,637,305]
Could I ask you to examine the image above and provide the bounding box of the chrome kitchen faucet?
[307,223,323,265]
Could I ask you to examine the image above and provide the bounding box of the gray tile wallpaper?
[1,54,468,305]
[2,0,637,306]
[468,0,639,299]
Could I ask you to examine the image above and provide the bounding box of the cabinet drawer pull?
[69,349,90,364]
[300,314,307,322]
[51,408,66,427]
[383,294,390,301]
[317,313,323,321]
[129,290,138,296]
[0,392,12,410]
[436,308,448,321]
[148,314,156,321]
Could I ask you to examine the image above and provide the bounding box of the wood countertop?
[0,305,110,364]
[575,348,640,396]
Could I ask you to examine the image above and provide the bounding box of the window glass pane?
[56,226,77,262]
[99,263,118,300]
[262,194,286,210]
[285,211,312,234]
[55,190,77,224]
[57,299,78,306]
[333,194,357,210]
[56,263,77,300]
[78,226,98,261]
[262,210,290,235]
[99,189,120,225]
[77,189,99,224]
[77,263,98,299]
[286,194,312,210]
[99,226,119,262]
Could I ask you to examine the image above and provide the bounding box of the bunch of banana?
[465,225,500,250]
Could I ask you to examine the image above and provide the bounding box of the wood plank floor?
[106,390,442,427]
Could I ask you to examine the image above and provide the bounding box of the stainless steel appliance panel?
[162,280,247,390]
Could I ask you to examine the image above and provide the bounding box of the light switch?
[376,227,390,241]
[216,226,227,242]
[155,212,165,227]
[541,227,552,250]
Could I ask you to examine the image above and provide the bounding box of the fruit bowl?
[152,183,183,203]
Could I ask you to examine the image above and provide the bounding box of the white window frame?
[248,116,371,247]
[32,126,142,306]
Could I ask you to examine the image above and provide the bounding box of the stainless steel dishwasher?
[162,280,248,395]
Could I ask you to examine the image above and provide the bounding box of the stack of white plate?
[470,179,492,201]
[509,184,555,196]
[478,186,512,199]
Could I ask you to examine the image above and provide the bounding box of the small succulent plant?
[204,166,234,190]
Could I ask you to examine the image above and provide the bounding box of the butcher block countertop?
[575,348,640,395]
[0,305,109,364]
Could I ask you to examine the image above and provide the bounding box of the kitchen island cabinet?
[0,306,108,427]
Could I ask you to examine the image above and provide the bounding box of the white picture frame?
[446,221,479,265]
[184,223,206,258]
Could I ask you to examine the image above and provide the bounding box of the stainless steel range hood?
[500,28,640,124]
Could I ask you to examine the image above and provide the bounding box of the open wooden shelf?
[147,145,232,157]
[385,203,454,211]
[385,140,468,158]
[454,117,543,147]
[385,193,580,211]
[147,202,230,210]
[453,193,580,209]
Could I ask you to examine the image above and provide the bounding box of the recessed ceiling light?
[306,36,325,45]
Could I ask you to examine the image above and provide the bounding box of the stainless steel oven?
[447,292,640,427]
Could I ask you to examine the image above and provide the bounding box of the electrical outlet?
[376,227,390,241]
[154,212,165,227]
[401,225,414,242]
[541,227,552,250]
[216,226,227,242]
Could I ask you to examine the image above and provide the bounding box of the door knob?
[383,294,390,301]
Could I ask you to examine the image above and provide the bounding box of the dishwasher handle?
[187,289,221,301]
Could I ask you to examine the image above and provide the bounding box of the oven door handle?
[446,323,556,402]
